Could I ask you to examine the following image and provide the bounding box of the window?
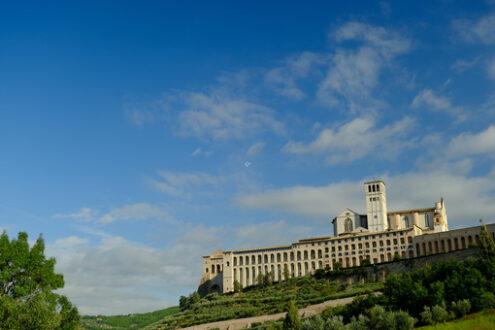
[345,218,353,232]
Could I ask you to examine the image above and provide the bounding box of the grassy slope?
[418,309,495,330]
[81,306,181,329]
[146,277,383,329]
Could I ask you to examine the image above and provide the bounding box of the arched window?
[345,218,353,232]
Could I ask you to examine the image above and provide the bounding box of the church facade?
[198,180,487,296]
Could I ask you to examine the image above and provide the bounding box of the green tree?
[283,300,301,330]
[0,231,80,329]
[257,273,265,287]
[283,264,291,281]
[233,280,242,293]
[479,220,495,260]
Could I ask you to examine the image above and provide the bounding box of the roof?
[387,207,435,215]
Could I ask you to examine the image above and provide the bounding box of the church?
[198,180,486,296]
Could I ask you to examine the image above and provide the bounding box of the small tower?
[364,180,388,232]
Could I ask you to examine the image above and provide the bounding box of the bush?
[393,310,416,330]
[301,314,324,330]
[323,315,345,330]
[480,292,495,309]
[420,306,433,325]
[283,301,301,330]
[431,304,449,324]
[451,299,471,317]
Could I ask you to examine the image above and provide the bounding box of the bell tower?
[365,180,388,232]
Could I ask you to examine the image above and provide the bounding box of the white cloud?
[47,234,212,315]
[446,125,495,158]
[451,58,478,73]
[453,14,495,45]
[53,207,97,222]
[176,90,284,140]
[247,141,266,157]
[99,203,176,224]
[54,236,89,248]
[283,116,414,164]
[318,22,410,111]
[191,148,212,157]
[265,52,327,100]
[489,57,495,79]
[238,171,495,229]
[412,89,465,118]
[145,170,225,198]
[124,109,155,127]
[47,220,317,315]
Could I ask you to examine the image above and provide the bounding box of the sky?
[1,0,495,315]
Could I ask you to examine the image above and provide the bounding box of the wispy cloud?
[238,171,495,228]
[54,207,97,222]
[145,170,225,198]
[247,141,266,157]
[176,90,285,140]
[265,52,327,100]
[283,116,414,164]
[318,22,411,112]
[451,58,478,73]
[453,13,495,45]
[446,125,495,158]
[99,203,176,224]
[412,89,465,119]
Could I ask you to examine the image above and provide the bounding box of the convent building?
[198,180,490,296]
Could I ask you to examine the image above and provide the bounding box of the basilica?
[199,180,487,296]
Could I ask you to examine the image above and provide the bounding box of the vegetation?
[418,308,495,329]
[0,231,80,329]
[147,277,382,329]
[283,301,301,330]
[82,306,181,329]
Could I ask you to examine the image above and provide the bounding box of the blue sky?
[1,0,495,315]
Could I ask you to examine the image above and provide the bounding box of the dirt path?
[180,295,356,330]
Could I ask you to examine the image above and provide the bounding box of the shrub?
[451,299,471,317]
[346,314,368,330]
[480,292,495,309]
[393,310,416,330]
[431,304,449,324]
[301,314,324,330]
[420,306,433,325]
[323,315,345,330]
[283,301,301,330]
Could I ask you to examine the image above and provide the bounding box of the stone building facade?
[198,180,490,296]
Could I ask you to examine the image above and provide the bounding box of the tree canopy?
[0,231,80,329]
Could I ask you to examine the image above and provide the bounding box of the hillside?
[81,275,382,329]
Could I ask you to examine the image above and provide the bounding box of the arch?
[252,255,256,265]
[311,250,316,259]
[476,235,480,244]
[434,241,439,253]
[454,237,459,250]
[217,264,221,273]
[264,255,268,263]
[441,240,445,252]
[468,236,473,244]
[291,263,295,277]
[352,257,356,267]
[277,253,281,262]
[245,256,249,265]
[461,236,466,249]
[290,252,294,261]
[416,243,420,256]
[318,249,322,258]
[211,265,215,273]
[210,284,221,294]
[284,252,288,262]
[428,241,433,253]
[270,254,274,263]
[258,255,262,264]
[297,251,301,261]
[408,251,414,258]
[404,216,410,228]
[345,218,353,232]
[304,250,308,260]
